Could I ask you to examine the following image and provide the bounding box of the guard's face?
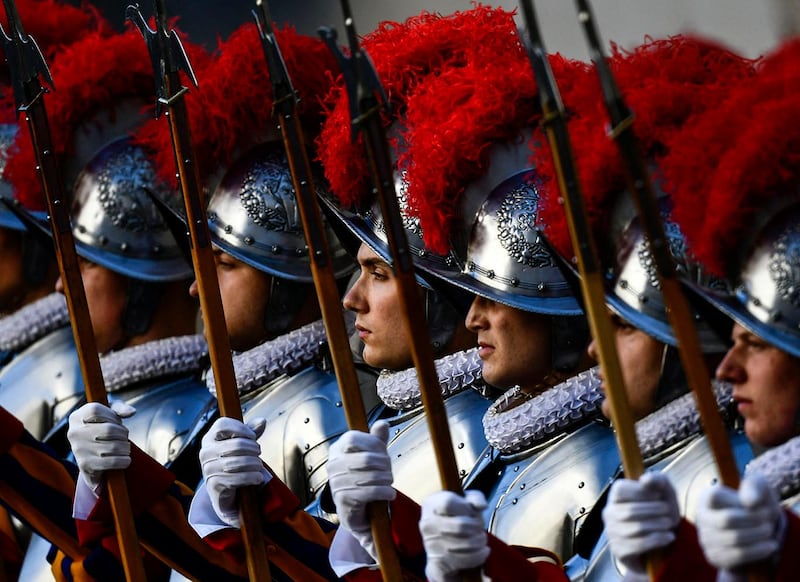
[343,244,412,370]
[716,323,800,447]
[466,296,551,392]
[57,259,128,354]
[0,227,24,315]
[589,314,664,422]
[191,248,271,352]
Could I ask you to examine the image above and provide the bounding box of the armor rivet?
[752,297,761,307]
[511,277,520,287]
[578,481,585,489]
[176,409,183,415]
[460,469,466,477]
[514,466,520,473]
[244,236,255,246]
[224,225,233,234]
[335,401,342,408]
[419,249,427,257]
[619,280,629,289]
[99,235,108,246]
[271,245,281,254]
[78,225,87,234]
[468,261,476,272]
[639,294,648,304]
[120,242,129,253]
[511,499,518,505]
[304,418,310,424]
[519,483,526,490]
[305,443,310,450]
[487,270,495,279]
[153,245,162,254]
[55,372,62,379]
[308,465,313,472]
[295,248,305,256]
[457,443,465,449]
[395,429,400,435]
[537,282,545,291]
[579,507,586,514]
[485,452,490,458]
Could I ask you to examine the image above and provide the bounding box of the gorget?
[483,367,602,455]
[746,435,800,500]
[0,293,69,352]
[635,379,733,460]
[101,334,208,393]
[376,348,483,411]
[207,314,353,397]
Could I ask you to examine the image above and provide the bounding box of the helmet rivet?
[487,270,495,279]
[296,248,305,256]
[224,225,233,234]
[271,245,281,254]
[537,282,546,291]
[752,297,761,307]
[468,261,476,272]
[98,235,108,246]
[77,225,87,234]
[418,249,427,257]
[511,277,520,287]
[639,294,648,304]
[152,245,162,254]
[244,236,254,246]
[119,242,129,253]
[619,279,628,289]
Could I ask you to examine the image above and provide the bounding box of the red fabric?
[660,39,800,277]
[76,445,176,547]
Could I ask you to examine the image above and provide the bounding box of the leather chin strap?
[424,288,462,356]
[263,277,314,338]
[122,279,165,338]
[21,232,53,288]
[550,314,590,374]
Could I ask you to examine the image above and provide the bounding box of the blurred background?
[84,0,799,60]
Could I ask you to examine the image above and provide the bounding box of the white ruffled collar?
[206,314,351,397]
[482,367,603,455]
[746,435,800,500]
[0,293,69,352]
[376,348,482,411]
[101,335,209,393]
[635,380,734,460]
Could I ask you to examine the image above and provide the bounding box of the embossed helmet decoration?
[664,39,800,359]
[535,36,756,351]
[400,42,588,317]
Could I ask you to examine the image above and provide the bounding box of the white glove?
[696,474,787,571]
[67,402,134,491]
[602,473,680,577]
[420,490,490,582]
[328,420,395,561]
[199,416,270,528]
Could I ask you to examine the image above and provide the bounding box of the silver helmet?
[207,142,354,283]
[71,136,192,282]
[698,205,800,359]
[605,192,731,353]
[421,133,582,317]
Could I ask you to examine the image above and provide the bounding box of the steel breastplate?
[482,421,620,562]
[382,387,494,504]
[580,429,755,582]
[241,364,380,506]
[0,326,82,440]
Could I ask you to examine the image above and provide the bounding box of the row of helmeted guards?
[0,0,796,581]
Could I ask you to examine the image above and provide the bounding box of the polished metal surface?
[208,143,354,282]
[241,364,380,505]
[0,326,83,440]
[71,137,191,282]
[383,387,494,503]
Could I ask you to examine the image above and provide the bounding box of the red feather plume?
[533,35,755,263]
[135,23,337,190]
[5,27,165,212]
[665,39,800,276]
[317,5,520,211]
